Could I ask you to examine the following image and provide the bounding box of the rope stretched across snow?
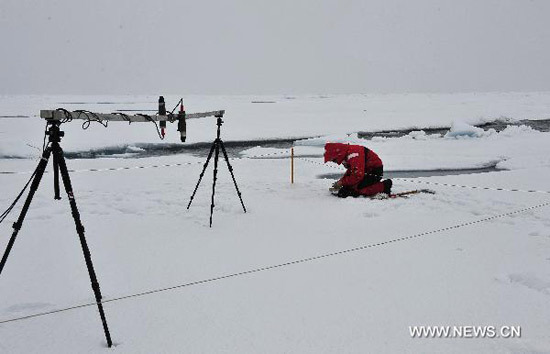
[397,178,550,195]
[0,150,291,175]
[2,149,549,195]
[0,199,549,326]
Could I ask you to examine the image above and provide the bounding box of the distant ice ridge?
[445,120,493,138]
[497,124,539,137]
[444,120,539,139]
[296,120,541,147]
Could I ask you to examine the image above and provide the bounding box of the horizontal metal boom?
[40,110,225,122]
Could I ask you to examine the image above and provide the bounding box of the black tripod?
[187,116,246,227]
[0,122,113,347]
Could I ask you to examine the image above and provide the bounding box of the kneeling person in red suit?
[324,142,392,198]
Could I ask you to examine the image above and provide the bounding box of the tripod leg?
[53,145,113,348]
[219,140,246,213]
[209,140,221,227]
[0,148,52,275]
[187,141,216,209]
[53,148,61,200]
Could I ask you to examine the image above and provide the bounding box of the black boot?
[383,179,393,194]
[337,187,359,198]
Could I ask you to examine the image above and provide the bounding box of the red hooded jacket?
[324,143,383,187]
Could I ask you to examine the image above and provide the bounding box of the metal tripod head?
[215,114,224,140]
[44,121,66,200]
[45,121,65,144]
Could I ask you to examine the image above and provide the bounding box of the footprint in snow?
[4,302,53,314]
[506,273,550,296]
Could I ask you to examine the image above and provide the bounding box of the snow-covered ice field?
[1,93,550,353]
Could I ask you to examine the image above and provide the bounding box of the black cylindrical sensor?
[158,96,166,115]
[159,96,167,137]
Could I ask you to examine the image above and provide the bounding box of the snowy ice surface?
[0,93,550,353]
[1,91,550,158]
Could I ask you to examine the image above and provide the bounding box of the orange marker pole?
[291,147,294,184]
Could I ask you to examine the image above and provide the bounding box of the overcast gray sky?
[1,0,549,95]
